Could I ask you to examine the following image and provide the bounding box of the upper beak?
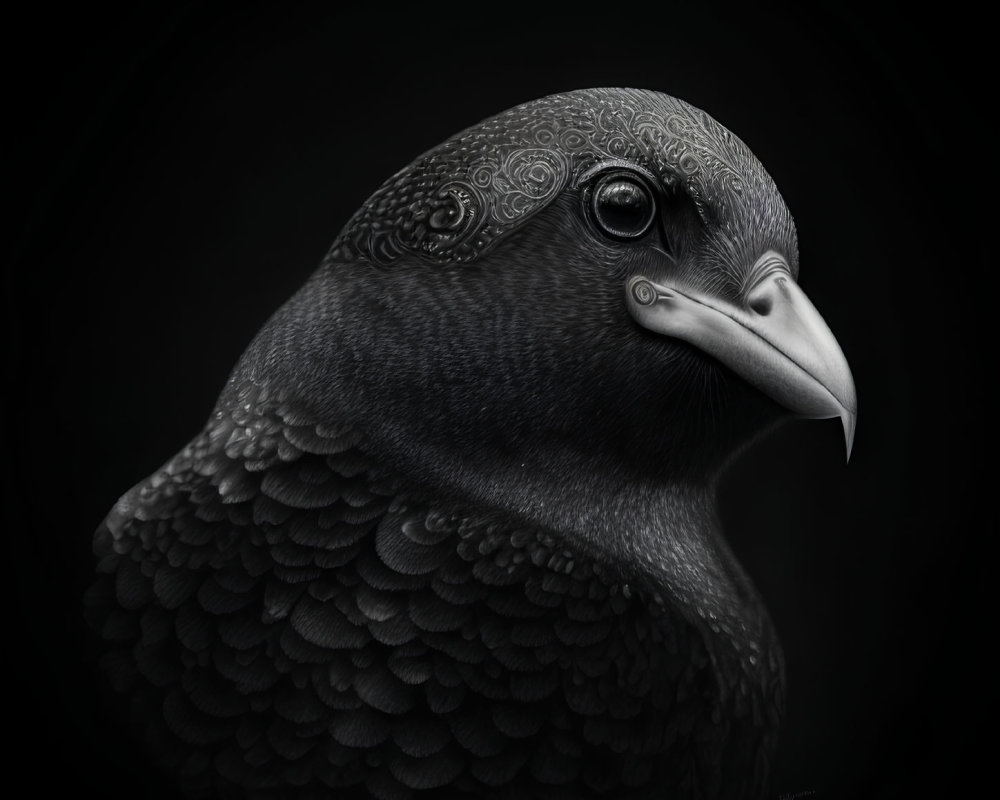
[625,253,857,459]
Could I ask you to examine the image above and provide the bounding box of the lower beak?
[626,262,857,459]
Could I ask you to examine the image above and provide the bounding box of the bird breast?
[89,379,782,799]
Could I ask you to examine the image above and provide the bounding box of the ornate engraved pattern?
[328,88,784,266]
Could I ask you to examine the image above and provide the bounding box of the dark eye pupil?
[592,176,655,239]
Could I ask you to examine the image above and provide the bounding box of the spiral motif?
[505,149,562,194]
[632,280,657,306]
[471,165,494,188]
[533,127,556,146]
[421,182,483,253]
[560,129,587,150]
[326,88,787,268]
[679,152,700,175]
[492,148,567,223]
[602,135,625,158]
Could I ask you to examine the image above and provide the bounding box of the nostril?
[749,295,772,316]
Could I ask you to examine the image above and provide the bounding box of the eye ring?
[587,170,657,241]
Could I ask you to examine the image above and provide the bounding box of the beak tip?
[841,408,857,463]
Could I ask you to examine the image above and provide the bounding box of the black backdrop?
[7,3,991,798]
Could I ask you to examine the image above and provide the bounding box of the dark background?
[6,2,990,798]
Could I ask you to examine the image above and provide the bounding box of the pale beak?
[625,255,857,459]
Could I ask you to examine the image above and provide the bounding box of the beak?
[626,254,857,459]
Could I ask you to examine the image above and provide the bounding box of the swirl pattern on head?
[328,88,792,267]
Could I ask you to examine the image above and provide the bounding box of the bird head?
[239,88,855,521]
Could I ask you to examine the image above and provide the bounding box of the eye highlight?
[588,170,657,240]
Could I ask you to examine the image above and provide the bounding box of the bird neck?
[372,426,780,686]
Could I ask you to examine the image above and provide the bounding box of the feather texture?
[89,381,779,799]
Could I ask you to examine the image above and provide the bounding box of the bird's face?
[318,89,855,487]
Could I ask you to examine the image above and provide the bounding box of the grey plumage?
[87,88,854,799]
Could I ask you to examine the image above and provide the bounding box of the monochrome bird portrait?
[86,87,856,799]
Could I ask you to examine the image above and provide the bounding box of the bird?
[86,87,856,800]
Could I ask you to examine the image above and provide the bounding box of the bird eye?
[589,171,657,240]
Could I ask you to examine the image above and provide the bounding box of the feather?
[564,680,607,716]
[356,549,428,591]
[490,702,546,738]
[213,645,281,693]
[153,565,199,609]
[387,746,464,790]
[355,583,403,623]
[407,590,471,632]
[491,643,545,672]
[469,747,531,787]
[430,575,483,606]
[115,557,153,610]
[391,718,451,757]
[447,710,506,757]
[182,669,250,718]
[274,684,326,724]
[325,449,371,478]
[252,495,296,526]
[174,600,214,652]
[401,516,453,546]
[262,579,306,622]
[289,593,369,650]
[485,587,547,618]
[364,770,414,800]
[508,667,560,702]
[284,424,359,455]
[553,615,614,647]
[288,513,371,549]
[509,620,555,647]
[270,540,317,567]
[272,564,323,583]
[455,661,507,701]
[265,717,316,760]
[529,739,582,784]
[138,606,173,646]
[386,652,434,686]
[261,463,342,509]
[375,515,452,575]
[196,575,255,614]
[472,557,524,587]
[424,679,466,714]
[280,625,345,665]
[354,664,418,715]
[313,543,363,569]
[310,662,362,711]
[328,705,391,747]
[422,630,486,665]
